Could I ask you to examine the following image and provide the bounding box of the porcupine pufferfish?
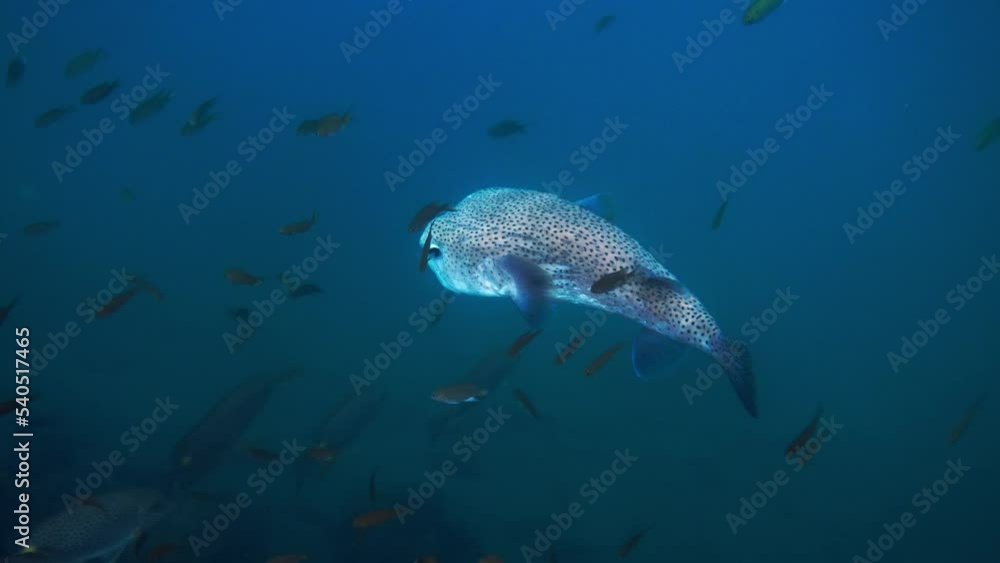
[418,188,758,417]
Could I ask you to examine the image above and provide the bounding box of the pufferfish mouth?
[428,247,442,259]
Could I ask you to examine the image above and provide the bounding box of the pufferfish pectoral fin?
[496,255,552,327]
[631,327,690,381]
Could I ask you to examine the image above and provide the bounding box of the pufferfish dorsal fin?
[574,193,616,222]
[496,255,552,327]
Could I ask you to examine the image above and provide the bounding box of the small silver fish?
[431,384,488,405]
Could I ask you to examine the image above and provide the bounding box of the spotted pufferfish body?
[421,188,756,417]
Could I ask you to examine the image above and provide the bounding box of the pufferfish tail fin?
[708,334,758,418]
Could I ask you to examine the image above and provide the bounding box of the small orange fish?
[0,395,29,416]
[353,507,398,529]
[267,555,308,563]
[0,400,16,416]
[617,529,647,558]
[949,393,988,444]
[95,286,140,318]
[316,112,351,136]
[785,404,823,462]
[22,221,59,236]
[414,556,438,563]
[135,276,164,302]
[0,296,19,327]
[147,542,179,563]
[225,268,263,286]
[305,446,336,463]
[554,334,585,364]
[583,342,624,376]
[507,329,542,357]
[279,210,318,235]
[512,388,541,419]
